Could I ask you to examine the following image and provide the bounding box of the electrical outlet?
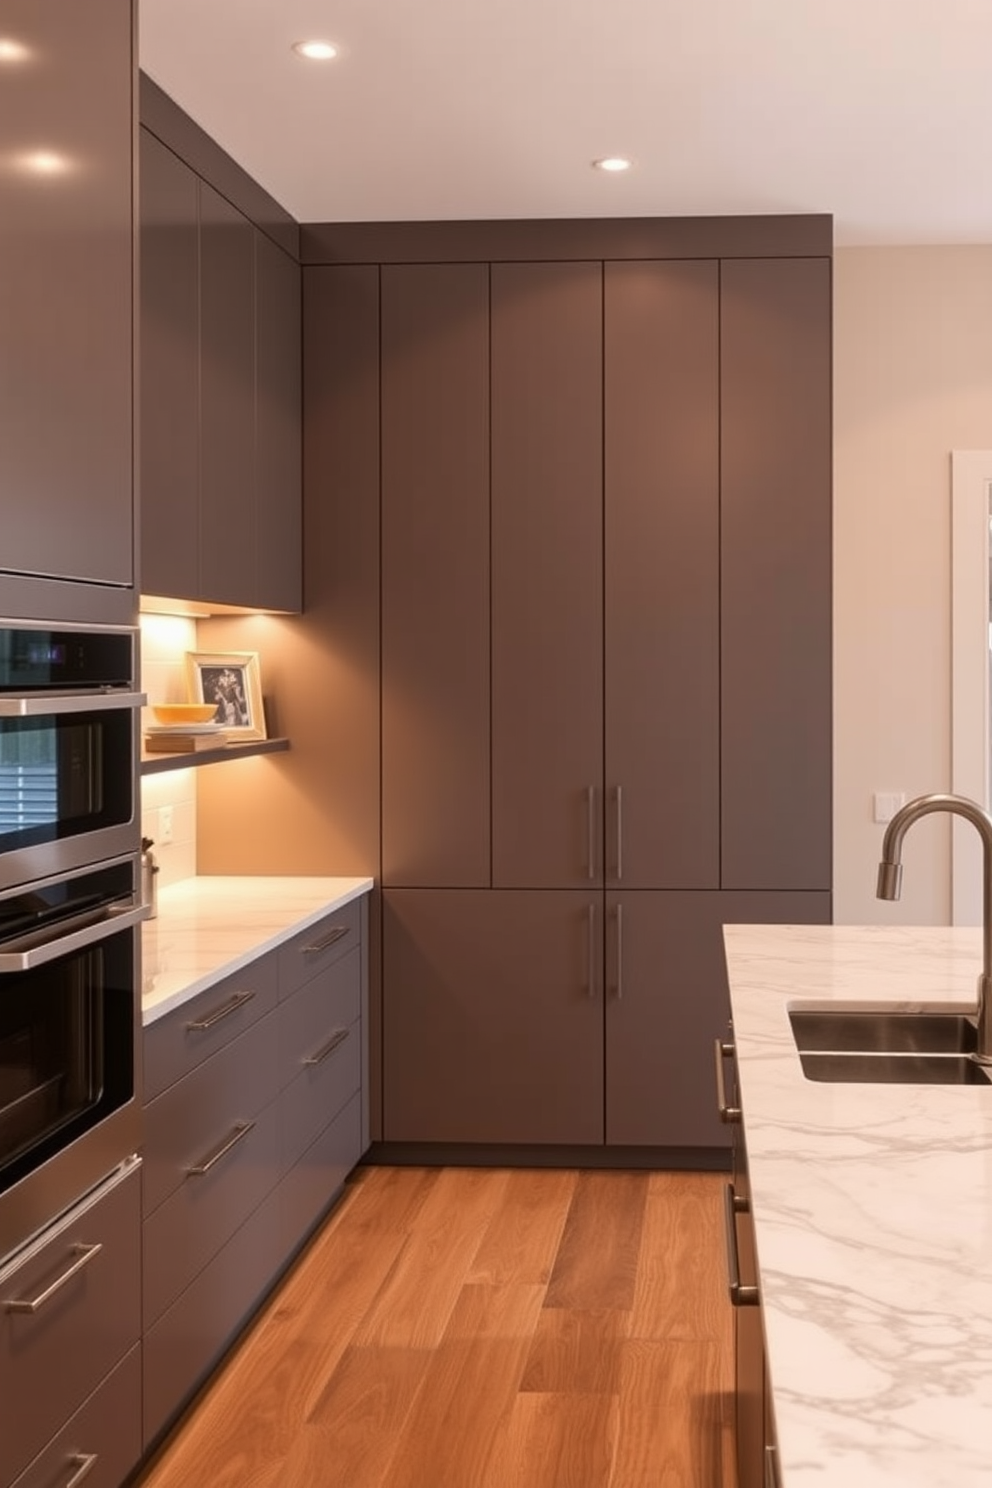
[873,791,905,825]
[159,804,174,844]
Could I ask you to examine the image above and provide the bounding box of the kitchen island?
[724,923,992,1488]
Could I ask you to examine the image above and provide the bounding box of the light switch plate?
[873,791,905,825]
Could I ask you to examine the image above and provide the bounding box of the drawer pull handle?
[65,1454,98,1488]
[3,1243,103,1315]
[186,990,256,1032]
[186,1120,255,1177]
[301,925,349,955]
[713,1038,741,1123]
[303,1027,350,1066]
[723,1183,759,1307]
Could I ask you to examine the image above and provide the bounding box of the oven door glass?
[0,707,133,856]
[0,862,140,1198]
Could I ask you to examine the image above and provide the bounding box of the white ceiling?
[138,0,992,246]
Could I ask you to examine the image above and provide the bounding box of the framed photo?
[185,651,267,741]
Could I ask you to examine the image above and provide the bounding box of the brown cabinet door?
[383,889,604,1144]
[720,258,832,891]
[139,127,199,601]
[381,264,491,887]
[198,182,255,607]
[0,0,133,587]
[491,263,604,888]
[604,260,720,889]
[605,890,831,1147]
[254,230,302,612]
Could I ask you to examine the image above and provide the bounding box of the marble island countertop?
[141,875,374,1025]
[723,923,992,1488]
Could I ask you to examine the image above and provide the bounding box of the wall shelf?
[140,737,290,776]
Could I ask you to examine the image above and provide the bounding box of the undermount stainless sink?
[789,1009,992,1085]
[789,1009,978,1055]
[798,1051,992,1085]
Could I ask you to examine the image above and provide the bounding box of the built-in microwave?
[0,623,143,891]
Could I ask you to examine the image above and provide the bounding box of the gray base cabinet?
[0,1162,142,1488]
[140,897,368,1449]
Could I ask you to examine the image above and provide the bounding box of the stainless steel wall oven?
[0,623,144,1260]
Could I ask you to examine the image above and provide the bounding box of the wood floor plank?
[479,1393,619,1488]
[323,1163,443,1234]
[519,1307,630,1394]
[351,1167,511,1349]
[544,1170,649,1311]
[300,1345,432,1486]
[385,1282,546,1488]
[630,1175,733,1344]
[466,1166,577,1285]
[609,1338,730,1488]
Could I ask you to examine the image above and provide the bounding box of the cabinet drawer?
[143,1188,284,1449]
[12,1344,141,1488]
[143,1094,281,1329]
[278,1092,362,1259]
[142,1013,282,1218]
[277,899,362,1000]
[0,1161,141,1485]
[144,952,278,1102]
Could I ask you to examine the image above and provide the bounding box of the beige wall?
[833,246,992,923]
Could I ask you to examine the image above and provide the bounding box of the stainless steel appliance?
[0,622,144,1261]
[0,622,142,892]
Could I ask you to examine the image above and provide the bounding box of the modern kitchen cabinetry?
[0,0,134,623]
[353,227,832,1154]
[138,106,302,612]
[141,895,365,1447]
[0,1161,142,1487]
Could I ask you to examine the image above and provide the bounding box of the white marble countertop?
[141,875,374,1025]
[723,923,992,1488]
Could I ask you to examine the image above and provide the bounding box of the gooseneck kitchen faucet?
[877,792,992,1063]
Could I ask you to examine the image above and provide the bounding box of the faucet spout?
[877,792,992,1063]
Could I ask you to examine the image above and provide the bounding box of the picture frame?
[185,651,267,741]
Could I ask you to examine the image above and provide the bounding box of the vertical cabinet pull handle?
[586,904,596,998]
[615,785,623,881]
[713,1038,741,1123]
[614,902,624,999]
[65,1455,99,1488]
[3,1243,103,1315]
[586,786,596,880]
[723,1182,760,1307]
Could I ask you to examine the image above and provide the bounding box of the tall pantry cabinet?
[302,217,832,1157]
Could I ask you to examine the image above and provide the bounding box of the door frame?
[950,449,992,925]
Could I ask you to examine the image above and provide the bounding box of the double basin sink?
[790,1009,992,1085]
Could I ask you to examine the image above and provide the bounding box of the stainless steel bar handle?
[186,990,255,1032]
[0,690,145,717]
[586,786,596,880]
[586,904,596,998]
[0,901,147,974]
[764,1445,780,1488]
[615,785,623,881]
[723,1183,759,1306]
[186,1120,255,1177]
[301,924,349,955]
[614,902,624,999]
[303,1027,350,1066]
[3,1243,103,1314]
[713,1038,741,1123]
[65,1455,99,1488]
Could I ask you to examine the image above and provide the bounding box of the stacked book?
[144,727,229,754]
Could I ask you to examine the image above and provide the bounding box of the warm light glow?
[0,37,30,63]
[593,156,633,173]
[291,39,338,60]
[19,149,70,176]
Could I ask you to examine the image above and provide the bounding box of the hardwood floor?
[135,1165,736,1488]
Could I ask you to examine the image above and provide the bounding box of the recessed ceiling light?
[292,39,338,61]
[19,149,70,176]
[593,157,633,173]
[0,37,30,63]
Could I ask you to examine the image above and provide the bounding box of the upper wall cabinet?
[139,126,302,612]
[0,0,134,607]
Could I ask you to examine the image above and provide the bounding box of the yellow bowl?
[151,703,218,726]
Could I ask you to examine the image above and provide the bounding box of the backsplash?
[140,613,198,887]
